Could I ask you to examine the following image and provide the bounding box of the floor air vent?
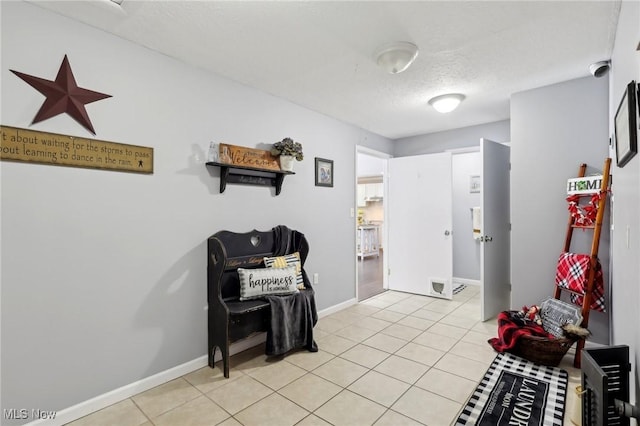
[581,345,638,426]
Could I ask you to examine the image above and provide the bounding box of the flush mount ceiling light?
[428,93,465,113]
[373,41,419,74]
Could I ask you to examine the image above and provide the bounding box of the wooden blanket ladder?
[554,158,611,368]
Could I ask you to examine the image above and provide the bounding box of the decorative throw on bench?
[555,252,605,312]
[264,225,318,356]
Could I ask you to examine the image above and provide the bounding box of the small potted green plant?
[270,137,303,171]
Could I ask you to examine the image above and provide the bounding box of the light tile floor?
[67,287,581,426]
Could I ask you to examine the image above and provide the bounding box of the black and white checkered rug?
[455,352,568,426]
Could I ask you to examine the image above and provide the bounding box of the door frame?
[447,146,481,287]
[355,145,391,300]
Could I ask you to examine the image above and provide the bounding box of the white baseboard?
[27,334,267,426]
[28,299,357,426]
[584,340,608,349]
[317,298,357,318]
[453,277,481,287]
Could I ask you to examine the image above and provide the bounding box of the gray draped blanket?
[265,225,318,356]
[265,289,318,356]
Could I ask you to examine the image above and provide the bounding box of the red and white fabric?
[566,193,601,226]
[555,252,605,313]
[488,311,553,353]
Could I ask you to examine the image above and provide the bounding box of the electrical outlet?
[313,273,319,284]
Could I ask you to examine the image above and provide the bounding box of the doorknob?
[444,230,450,236]
[483,235,493,242]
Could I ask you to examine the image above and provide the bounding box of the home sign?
[566,175,604,195]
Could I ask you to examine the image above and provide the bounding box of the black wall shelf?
[206,162,294,195]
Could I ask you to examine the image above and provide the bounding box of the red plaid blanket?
[555,252,605,312]
[489,311,553,352]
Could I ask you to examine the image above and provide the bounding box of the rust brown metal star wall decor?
[10,55,111,135]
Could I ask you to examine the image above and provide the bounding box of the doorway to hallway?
[355,146,390,301]
[357,253,384,301]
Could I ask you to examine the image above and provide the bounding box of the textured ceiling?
[31,0,621,139]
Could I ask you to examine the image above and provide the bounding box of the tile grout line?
[68,289,488,426]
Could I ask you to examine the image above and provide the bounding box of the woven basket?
[512,334,577,366]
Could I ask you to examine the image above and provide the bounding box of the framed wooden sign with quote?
[0,125,153,174]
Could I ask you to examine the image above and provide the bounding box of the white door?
[481,139,511,320]
[388,153,453,296]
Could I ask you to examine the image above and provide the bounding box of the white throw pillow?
[238,266,299,301]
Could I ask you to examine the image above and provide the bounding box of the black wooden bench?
[207,225,316,377]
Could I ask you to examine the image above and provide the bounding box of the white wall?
[608,0,640,407]
[0,2,393,422]
[511,76,610,344]
[452,152,481,280]
[393,119,510,156]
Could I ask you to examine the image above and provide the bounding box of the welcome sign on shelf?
[217,143,280,171]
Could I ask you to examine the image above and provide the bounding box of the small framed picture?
[315,157,333,187]
[614,80,638,168]
[470,175,481,193]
